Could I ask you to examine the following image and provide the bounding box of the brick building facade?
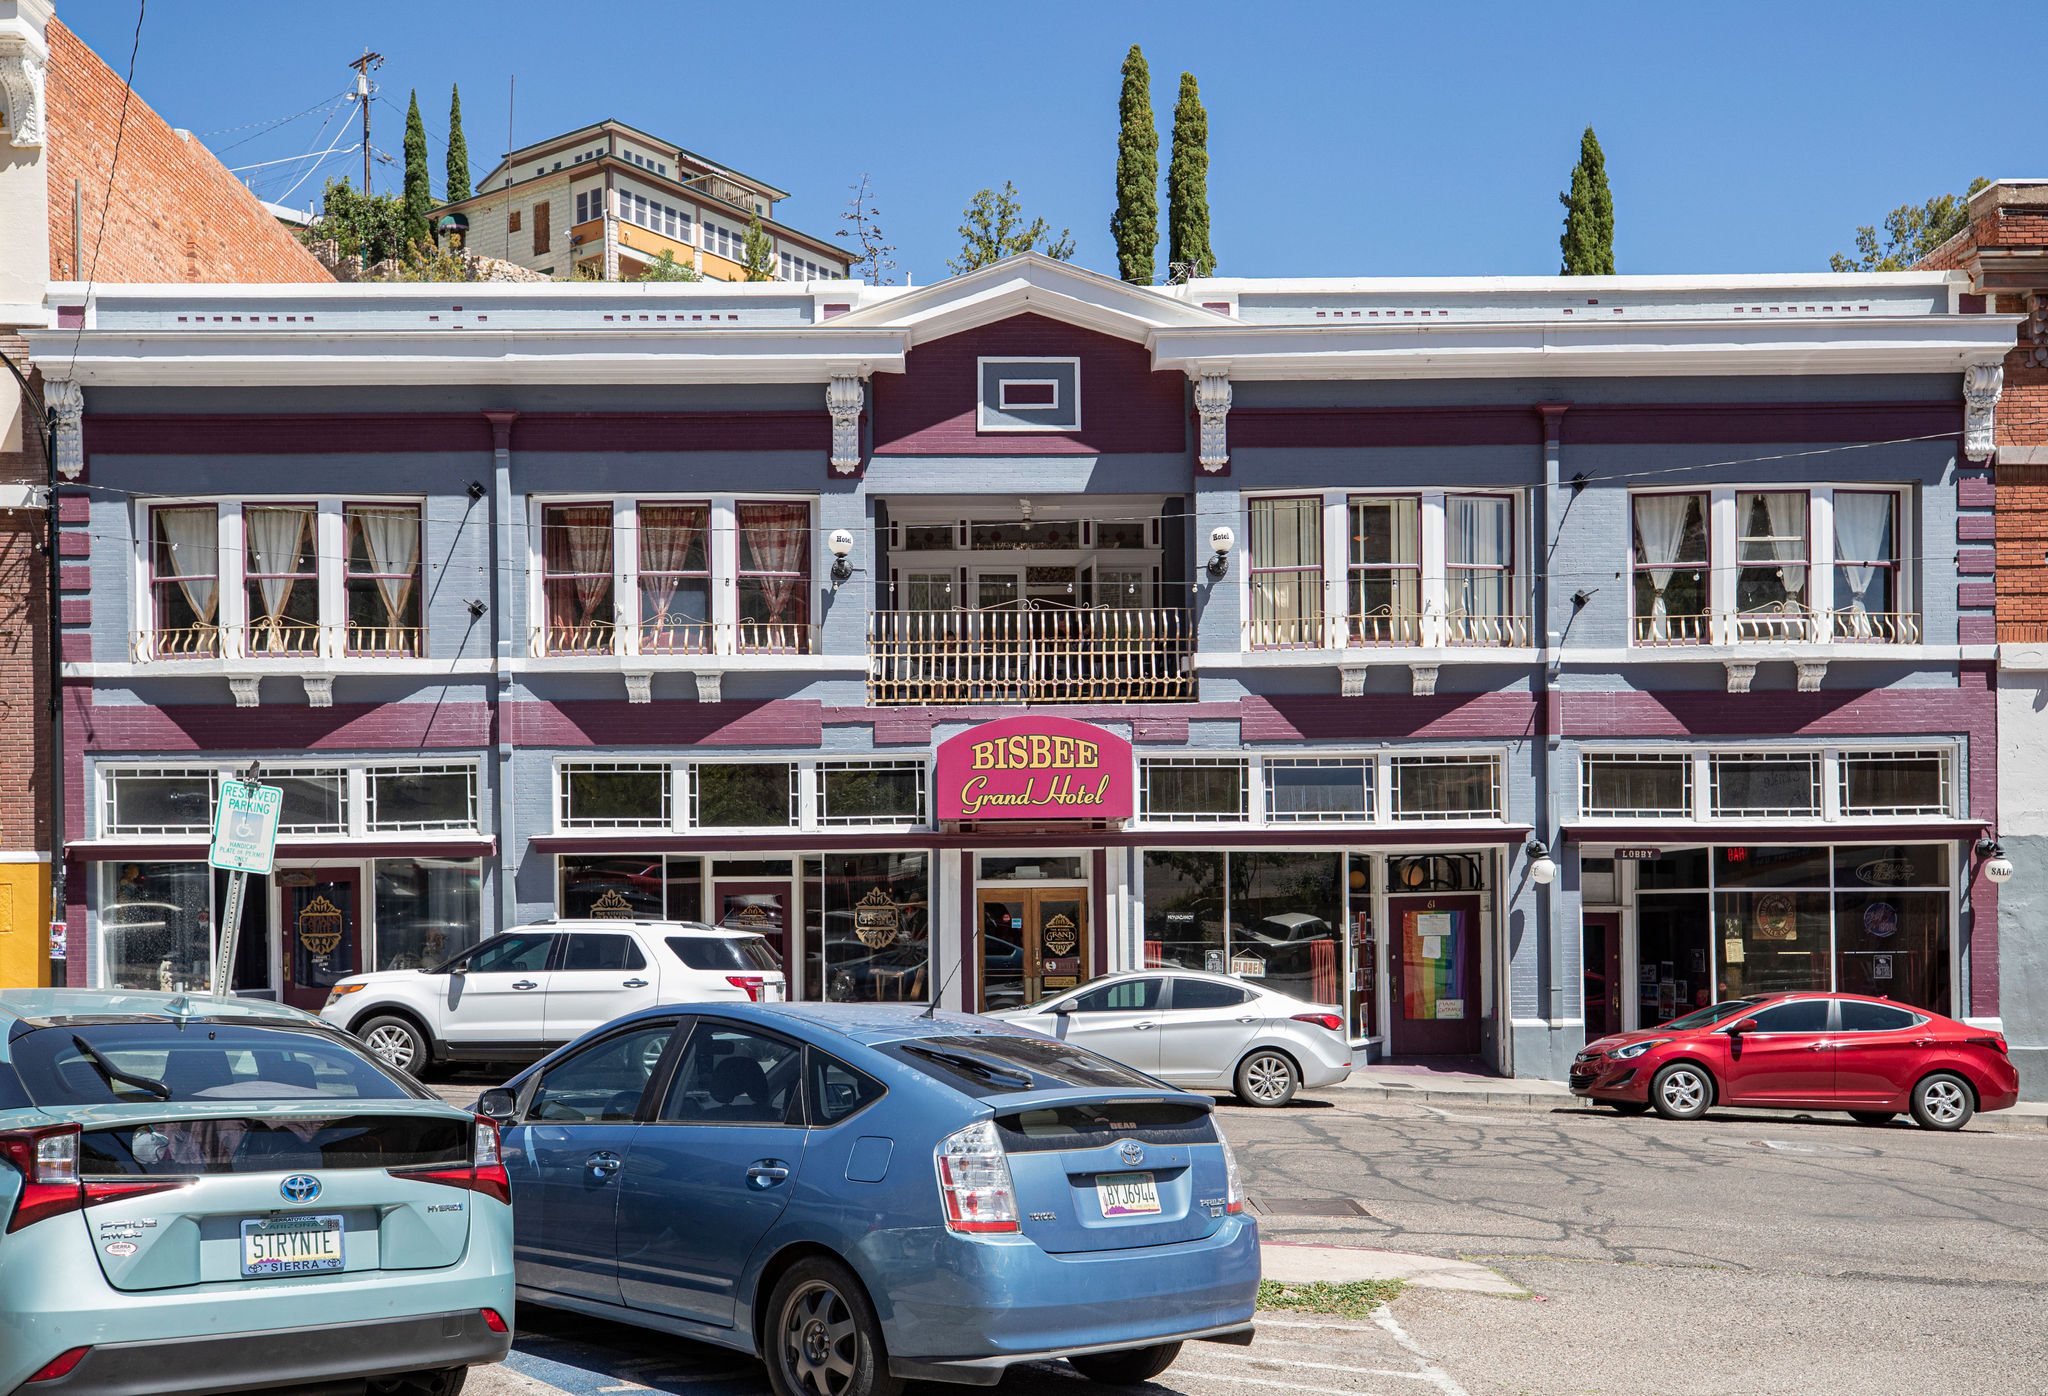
[0,2,331,988]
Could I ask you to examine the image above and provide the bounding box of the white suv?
[320,919,787,1073]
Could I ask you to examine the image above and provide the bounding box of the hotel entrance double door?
[976,887,1089,1013]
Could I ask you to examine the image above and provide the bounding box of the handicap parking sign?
[210,781,283,875]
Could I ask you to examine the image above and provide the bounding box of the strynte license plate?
[1097,1172,1161,1217]
[241,1214,345,1276]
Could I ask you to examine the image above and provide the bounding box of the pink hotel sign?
[934,716,1133,822]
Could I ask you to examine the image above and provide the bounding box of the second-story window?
[1349,497,1419,645]
[1632,493,1709,644]
[345,505,423,657]
[542,504,616,655]
[736,502,810,652]
[1248,496,1323,648]
[1833,492,1904,640]
[639,503,711,653]
[151,505,220,658]
[243,505,319,655]
[1734,491,1809,638]
[1446,495,1518,644]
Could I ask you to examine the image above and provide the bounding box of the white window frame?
[1138,757,1252,825]
[558,760,673,830]
[100,765,220,838]
[976,357,1082,433]
[1579,743,1961,824]
[526,493,819,658]
[1580,751,1694,820]
[94,758,483,840]
[364,762,482,835]
[1263,756,1374,824]
[1836,748,1953,819]
[688,760,801,834]
[817,760,929,829]
[1387,753,1505,823]
[135,494,425,662]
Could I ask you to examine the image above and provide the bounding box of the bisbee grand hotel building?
[26,256,2021,1084]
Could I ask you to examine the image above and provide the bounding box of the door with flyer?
[1387,894,1482,1056]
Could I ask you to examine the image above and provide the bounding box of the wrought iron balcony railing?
[531,619,816,658]
[868,605,1194,705]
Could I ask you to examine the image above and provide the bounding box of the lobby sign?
[935,716,1133,822]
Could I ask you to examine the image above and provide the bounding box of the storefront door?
[283,870,361,1013]
[713,881,789,962]
[976,887,1089,1013]
[1387,894,1481,1056]
[1583,912,1622,1039]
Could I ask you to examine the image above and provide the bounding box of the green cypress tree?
[1166,72,1214,280]
[1558,126,1615,275]
[402,90,433,247]
[743,209,776,281]
[1111,45,1158,285]
[444,85,471,204]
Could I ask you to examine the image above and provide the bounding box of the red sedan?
[1570,992,2019,1130]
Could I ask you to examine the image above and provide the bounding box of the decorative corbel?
[1796,660,1827,694]
[228,676,262,708]
[1339,663,1369,698]
[827,374,865,476]
[44,377,83,480]
[1964,362,2004,463]
[302,675,334,708]
[1724,660,1757,694]
[0,38,46,149]
[1194,369,1231,474]
[1408,663,1439,698]
[693,670,722,704]
[622,670,652,705]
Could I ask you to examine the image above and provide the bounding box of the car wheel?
[358,1015,430,1076]
[764,1256,901,1396]
[1606,1101,1652,1116]
[1069,1343,1184,1385]
[368,1367,466,1396]
[1909,1073,1975,1131]
[1234,1050,1299,1107]
[1648,1062,1712,1121]
[1848,1111,1896,1126]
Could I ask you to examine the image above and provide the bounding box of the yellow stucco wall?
[0,863,52,988]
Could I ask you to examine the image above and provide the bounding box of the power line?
[64,0,144,380]
[204,88,351,154]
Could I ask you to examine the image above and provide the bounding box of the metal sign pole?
[208,760,274,1000]
[212,870,247,999]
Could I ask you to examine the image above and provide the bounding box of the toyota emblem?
[280,1174,322,1204]
[1118,1140,1144,1166]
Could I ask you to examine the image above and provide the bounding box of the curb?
[1325,1083,2048,1128]
[1262,1241,1528,1297]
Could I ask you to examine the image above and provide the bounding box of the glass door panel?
[284,870,360,1013]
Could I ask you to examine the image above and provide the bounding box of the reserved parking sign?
[210,780,283,875]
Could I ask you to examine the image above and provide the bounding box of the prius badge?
[1118,1140,1145,1166]
[280,1174,322,1204]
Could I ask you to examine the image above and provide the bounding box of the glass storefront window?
[559,855,668,920]
[694,764,796,828]
[1581,754,1691,819]
[803,853,930,1003]
[1715,845,1830,888]
[1716,891,1831,997]
[979,856,1085,881]
[666,857,704,923]
[373,858,481,970]
[101,862,213,991]
[1231,853,1343,1007]
[1710,753,1820,818]
[1636,892,1714,1025]
[1142,852,1227,973]
[1835,890,1948,1008]
[1834,844,1947,889]
[1838,754,1949,817]
[1635,848,1709,891]
[270,770,346,834]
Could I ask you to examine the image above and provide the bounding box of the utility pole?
[349,49,384,192]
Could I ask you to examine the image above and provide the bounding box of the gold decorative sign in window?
[853,886,900,949]
[589,888,636,920]
[1041,912,1080,958]
[297,896,345,957]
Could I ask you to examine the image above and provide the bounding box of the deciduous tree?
[1830,179,1990,272]
[836,174,897,284]
[948,182,1075,273]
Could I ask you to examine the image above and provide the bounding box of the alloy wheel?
[1243,1053,1292,1103]
[1922,1078,1968,1126]
[363,1024,417,1070]
[1659,1068,1705,1114]
[782,1280,859,1396]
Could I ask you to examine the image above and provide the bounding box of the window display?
[102,862,214,992]
[373,858,481,971]
[804,853,930,1003]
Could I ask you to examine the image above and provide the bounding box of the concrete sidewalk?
[1331,1059,2048,1125]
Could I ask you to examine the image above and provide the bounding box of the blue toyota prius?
[482,1002,1259,1396]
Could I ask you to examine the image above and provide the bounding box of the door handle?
[1133,1021,1156,1030]
[586,1150,623,1177]
[746,1162,791,1187]
[512,981,538,990]
[623,979,649,988]
[1807,1041,1831,1051]
[1237,1016,1259,1024]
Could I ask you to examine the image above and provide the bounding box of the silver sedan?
[987,969,1355,1106]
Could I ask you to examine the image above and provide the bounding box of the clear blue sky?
[62,0,2048,284]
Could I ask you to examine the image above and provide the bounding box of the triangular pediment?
[835,253,1227,346]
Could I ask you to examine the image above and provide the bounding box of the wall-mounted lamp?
[1977,837,2015,884]
[1206,524,1235,580]
[466,598,487,620]
[1527,839,1558,885]
[466,480,486,502]
[828,527,856,585]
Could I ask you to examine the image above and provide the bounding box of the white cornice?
[832,253,1220,346]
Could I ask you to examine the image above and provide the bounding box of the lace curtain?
[355,507,420,625]
[158,509,219,627]
[1447,496,1510,618]
[1633,494,1695,634]
[1762,492,1807,600]
[546,506,614,627]
[639,505,704,627]
[1833,494,1893,629]
[739,503,808,622]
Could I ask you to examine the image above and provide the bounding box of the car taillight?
[1217,1128,1245,1214]
[392,1116,511,1206]
[727,976,764,1001]
[1969,1036,2010,1056]
[1291,1013,1345,1033]
[27,1347,90,1383]
[1,1125,82,1234]
[934,1119,1018,1234]
[480,1308,508,1335]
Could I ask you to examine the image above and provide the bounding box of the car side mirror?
[447,964,469,976]
[477,1087,518,1123]
[1051,1003,1072,1016]
[1729,1017,1760,1035]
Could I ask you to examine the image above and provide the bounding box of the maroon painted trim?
[528,827,1530,852]
[508,700,823,747]
[70,838,496,861]
[1231,400,1963,450]
[81,411,831,457]
[1242,693,1540,743]
[1561,823,1979,845]
[67,689,492,751]
[1091,848,1109,974]
[960,859,977,1010]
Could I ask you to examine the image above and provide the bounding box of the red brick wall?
[43,19,331,284]
[0,333,50,859]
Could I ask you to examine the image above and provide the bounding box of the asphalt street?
[453,1087,2048,1396]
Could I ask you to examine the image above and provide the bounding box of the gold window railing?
[869,605,1193,705]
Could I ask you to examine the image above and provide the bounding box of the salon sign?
[935,716,1132,822]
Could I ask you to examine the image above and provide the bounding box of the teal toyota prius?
[0,989,514,1396]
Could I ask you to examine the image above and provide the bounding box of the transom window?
[1581,747,1954,822]
[550,760,931,834]
[99,761,480,839]
[1135,752,1506,826]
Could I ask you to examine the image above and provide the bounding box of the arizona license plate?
[1097,1172,1161,1217]
[241,1214,345,1277]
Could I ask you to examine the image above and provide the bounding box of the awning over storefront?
[1564,822,1982,846]
[530,828,1533,853]
[67,838,498,862]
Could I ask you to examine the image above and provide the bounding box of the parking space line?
[1368,1306,1469,1396]
[1191,1351,1435,1381]
[1247,1316,1386,1334]
[1169,1368,1406,1396]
